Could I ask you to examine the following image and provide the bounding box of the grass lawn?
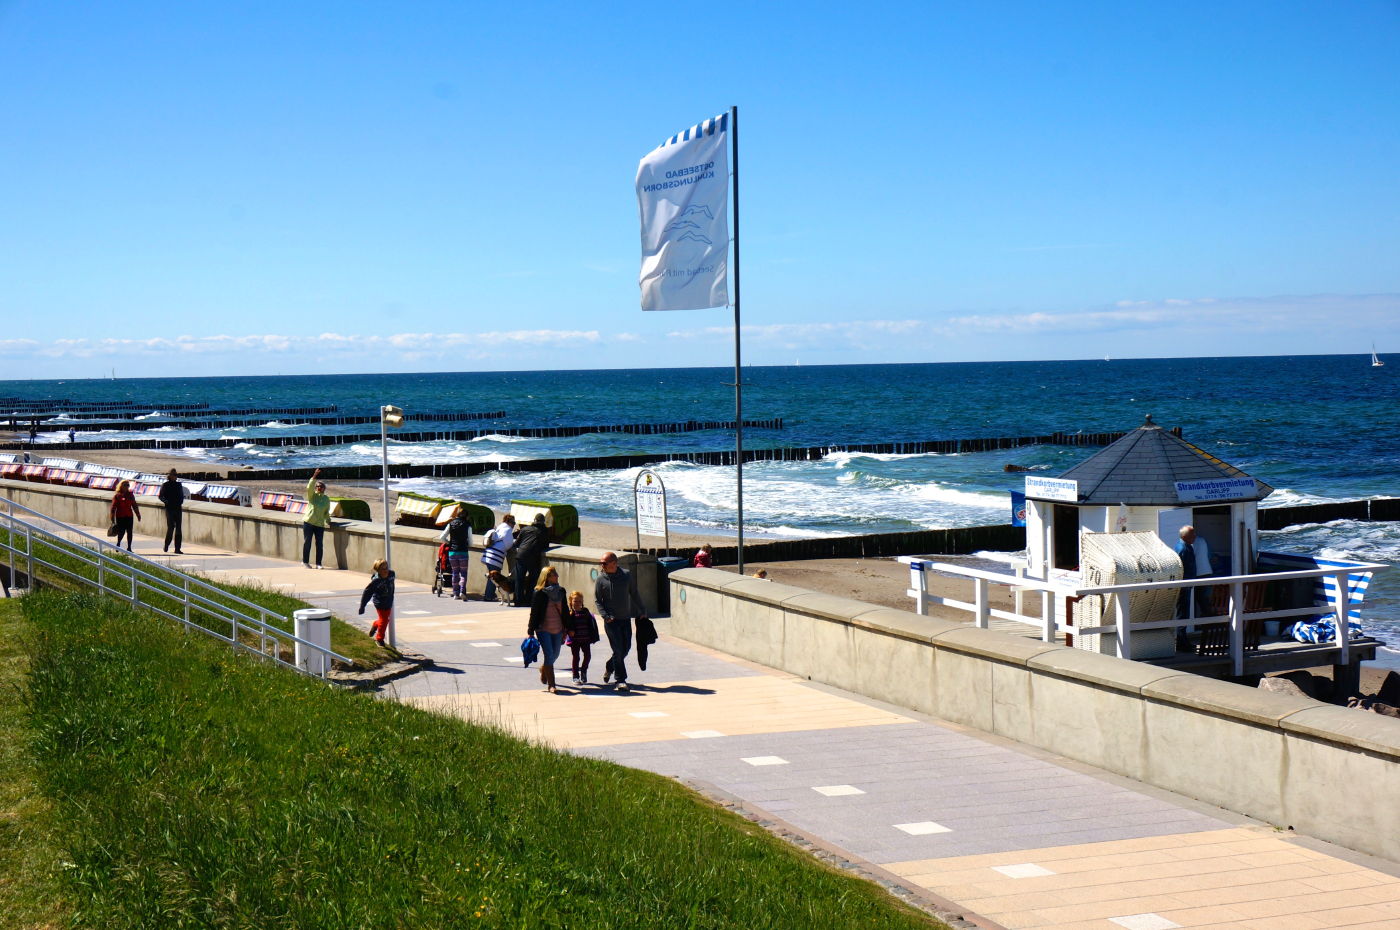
[4,589,947,929]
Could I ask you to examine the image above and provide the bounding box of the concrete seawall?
[665,567,1400,862]
[0,480,658,614]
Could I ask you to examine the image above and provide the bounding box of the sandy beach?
[12,439,1396,699]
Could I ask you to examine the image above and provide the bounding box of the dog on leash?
[488,570,515,606]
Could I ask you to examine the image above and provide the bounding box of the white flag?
[636,112,729,311]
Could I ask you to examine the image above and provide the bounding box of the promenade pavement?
[110,527,1400,930]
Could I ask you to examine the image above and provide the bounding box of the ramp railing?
[1,496,350,678]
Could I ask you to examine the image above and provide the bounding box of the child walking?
[565,590,600,685]
[358,558,396,645]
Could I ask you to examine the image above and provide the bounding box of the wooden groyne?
[644,523,1029,564]
[3,418,787,451]
[3,404,340,421]
[223,428,1149,480]
[1257,497,1400,529]
[6,410,509,432]
[639,498,1400,566]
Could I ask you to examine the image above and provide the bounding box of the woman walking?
[438,505,473,600]
[527,566,567,693]
[565,589,600,685]
[302,468,330,569]
[358,558,396,645]
[109,479,141,551]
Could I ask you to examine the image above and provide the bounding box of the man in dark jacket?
[158,469,186,554]
[510,513,549,607]
[594,551,648,692]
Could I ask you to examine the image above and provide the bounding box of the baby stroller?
[431,542,452,597]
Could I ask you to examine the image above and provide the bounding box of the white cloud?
[4,329,612,361]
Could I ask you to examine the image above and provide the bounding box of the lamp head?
[381,405,404,429]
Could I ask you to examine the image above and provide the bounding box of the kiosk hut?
[1023,415,1270,584]
[904,416,1384,687]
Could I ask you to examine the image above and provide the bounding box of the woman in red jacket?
[109,479,141,551]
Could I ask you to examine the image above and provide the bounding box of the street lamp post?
[380,404,404,648]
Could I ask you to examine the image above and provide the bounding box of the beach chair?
[0,463,23,480]
[86,476,119,491]
[258,491,292,511]
[283,499,311,516]
[393,495,442,528]
[21,465,48,482]
[199,485,247,506]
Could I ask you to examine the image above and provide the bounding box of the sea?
[4,354,1398,665]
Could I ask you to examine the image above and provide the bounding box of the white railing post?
[1115,595,1132,659]
[1041,590,1054,642]
[1013,564,1024,617]
[1229,580,1245,677]
[909,561,928,616]
[1332,571,1351,666]
[973,577,989,629]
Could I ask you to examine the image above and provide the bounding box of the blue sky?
[2,1,1398,378]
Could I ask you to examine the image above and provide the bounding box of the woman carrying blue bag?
[527,565,567,693]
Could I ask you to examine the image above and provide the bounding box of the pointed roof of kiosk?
[1051,415,1273,505]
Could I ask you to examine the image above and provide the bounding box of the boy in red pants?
[358,559,396,644]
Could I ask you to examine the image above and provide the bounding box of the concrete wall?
[666,567,1400,863]
[1,480,658,613]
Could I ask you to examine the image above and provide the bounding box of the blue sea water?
[4,355,1398,661]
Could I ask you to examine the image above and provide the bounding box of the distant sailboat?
[1372,344,1385,368]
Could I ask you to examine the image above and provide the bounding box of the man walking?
[158,469,186,554]
[594,551,648,692]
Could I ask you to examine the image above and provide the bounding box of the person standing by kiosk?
[1175,524,1214,622]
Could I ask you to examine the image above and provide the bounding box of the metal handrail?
[1,496,351,678]
[900,554,1386,675]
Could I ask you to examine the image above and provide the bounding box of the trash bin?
[293,608,333,676]
[655,556,690,615]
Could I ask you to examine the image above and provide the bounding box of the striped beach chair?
[258,491,292,511]
[1257,551,1371,625]
[393,495,443,527]
[283,499,311,516]
[86,476,119,491]
[1,463,23,479]
[199,485,247,506]
[64,470,92,487]
[21,465,48,482]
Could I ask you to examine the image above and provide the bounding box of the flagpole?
[730,105,744,576]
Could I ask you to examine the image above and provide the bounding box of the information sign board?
[634,470,668,547]
[1025,476,1079,503]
